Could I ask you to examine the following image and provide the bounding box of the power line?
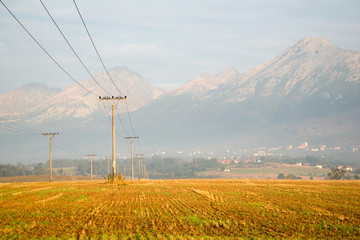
[0,118,41,134]
[124,100,137,137]
[73,0,140,155]
[0,124,30,134]
[39,0,112,96]
[57,134,87,156]
[0,0,96,96]
[100,100,113,125]
[101,100,132,156]
[52,137,76,155]
[114,104,130,137]
[73,0,124,96]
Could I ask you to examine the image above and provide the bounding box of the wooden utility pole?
[125,136,139,181]
[104,156,111,176]
[99,96,126,177]
[135,154,144,180]
[138,157,146,179]
[42,133,58,181]
[87,154,96,180]
[142,159,147,179]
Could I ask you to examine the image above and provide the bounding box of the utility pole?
[87,154,96,180]
[138,157,146,179]
[99,96,126,177]
[42,133,58,181]
[125,136,139,181]
[135,154,144,180]
[143,159,147,179]
[104,156,111,176]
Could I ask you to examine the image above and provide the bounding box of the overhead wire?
[73,0,140,154]
[0,0,96,96]
[72,0,124,97]
[114,105,132,153]
[58,134,87,155]
[39,0,111,96]
[0,124,30,134]
[100,100,113,126]
[39,0,131,155]
[2,0,140,158]
[114,104,130,137]
[124,101,137,137]
[0,118,42,134]
[52,134,86,157]
[49,0,134,156]
[100,100,132,153]
[52,137,76,155]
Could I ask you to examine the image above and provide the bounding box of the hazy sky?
[0,0,359,94]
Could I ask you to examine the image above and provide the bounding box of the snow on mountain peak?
[169,67,242,97]
[221,37,360,103]
[170,73,215,96]
[1,66,164,122]
[298,37,332,49]
[273,37,331,59]
[0,83,61,116]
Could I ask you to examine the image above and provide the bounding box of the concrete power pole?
[135,154,144,180]
[42,133,58,181]
[99,96,126,177]
[87,154,96,180]
[125,137,139,181]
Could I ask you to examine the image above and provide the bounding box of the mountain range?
[1,37,359,162]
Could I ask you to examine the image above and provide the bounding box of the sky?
[0,0,359,95]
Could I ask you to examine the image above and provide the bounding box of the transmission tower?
[99,96,126,177]
[42,133,58,181]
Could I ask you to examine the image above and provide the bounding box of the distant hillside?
[0,37,359,162]
[132,37,360,149]
[0,83,61,116]
[0,67,164,123]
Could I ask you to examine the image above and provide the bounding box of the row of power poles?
[42,96,147,182]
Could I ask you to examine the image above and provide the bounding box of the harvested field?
[0,179,359,239]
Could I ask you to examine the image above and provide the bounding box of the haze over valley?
[1,37,359,164]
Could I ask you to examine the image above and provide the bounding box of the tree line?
[0,157,222,179]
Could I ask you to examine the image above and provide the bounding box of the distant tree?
[32,163,48,175]
[277,173,286,179]
[343,174,352,180]
[286,174,302,179]
[327,168,346,180]
[77,161,89,176]
[353,175,360,180]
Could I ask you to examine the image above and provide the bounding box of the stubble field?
[0,179,359,239]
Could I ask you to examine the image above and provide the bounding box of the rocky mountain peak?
[296,37,332,50]
[0,83,61,116]
[109,66,130,73]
